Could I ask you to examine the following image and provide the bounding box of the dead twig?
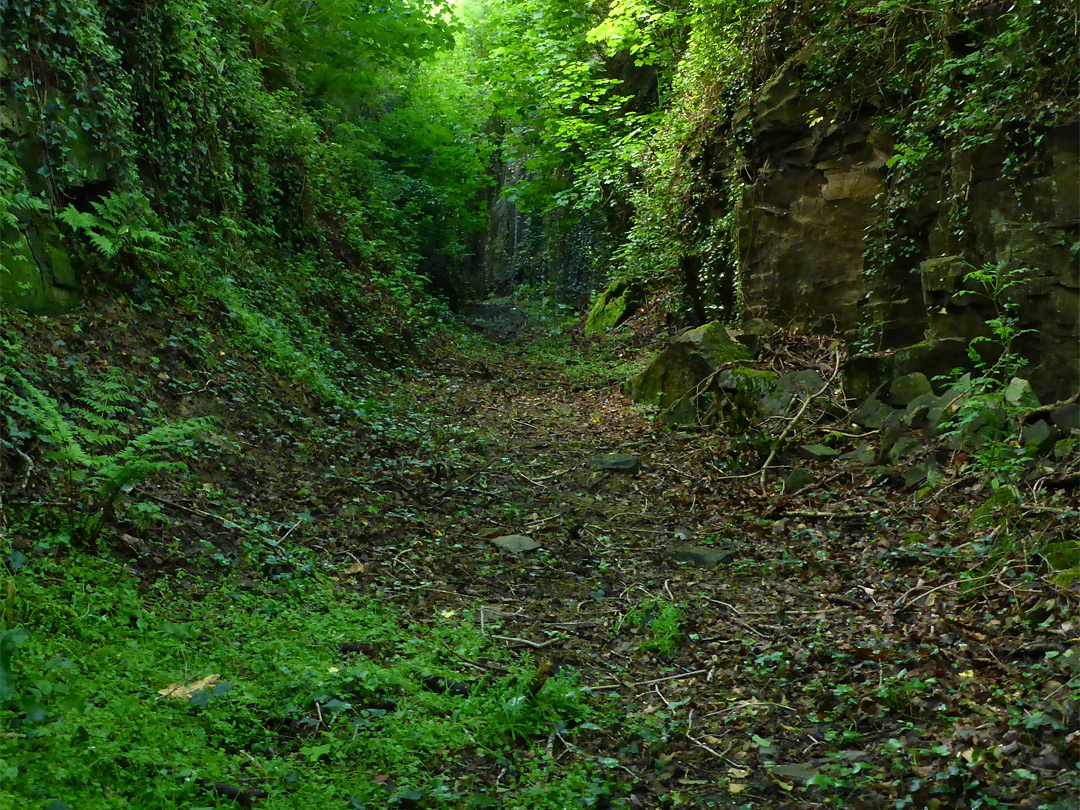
[894,573,994,613]
[133,488,244,531]
[590,668,710,691]
[435,463,492,501]
[489,634,559,649]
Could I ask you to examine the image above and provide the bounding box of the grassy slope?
[0,295,632,809]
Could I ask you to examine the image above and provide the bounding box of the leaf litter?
[3,299,1077,808]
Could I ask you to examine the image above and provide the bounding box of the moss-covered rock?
[1,216,80,314]
[625,322,751,407]
[584,279,645,336]
[843,338,969,402]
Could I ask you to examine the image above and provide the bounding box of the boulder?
[1005,378,1041,410]
[1021,420,1055,454]
[626,322,751,408]
[1053,438,1076,460]
[659,366,779,426]
[851,397,896,429]
[839,442,877,466]
[760,369,825,416]
[1051,403,1080,432]
[886,436,921,465]
[888,373,933,407]
[903,392,945,431]
[844,339,969,403]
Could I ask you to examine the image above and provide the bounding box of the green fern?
[1,354,209,541]
[58,191,171,262]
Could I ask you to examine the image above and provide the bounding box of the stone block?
[889,373,933,407]
[585,279,644,336]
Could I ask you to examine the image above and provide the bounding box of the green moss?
[626,322,752,408]
[1,219,80,314]
[584,279,644,336]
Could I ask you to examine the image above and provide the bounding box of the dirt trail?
[5,297,1073,807]
[351,321,1078,807]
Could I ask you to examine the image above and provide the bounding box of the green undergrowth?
[524,331,651,391]
[0,555,621,809]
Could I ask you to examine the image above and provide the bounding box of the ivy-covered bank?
[7,1,1075,394]
[1,0,488,347]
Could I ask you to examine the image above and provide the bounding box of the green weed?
[0,554,622,809]
[626,600,684,661]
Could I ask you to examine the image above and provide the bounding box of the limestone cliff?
[699,2,1079,401]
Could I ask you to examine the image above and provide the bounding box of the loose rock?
[799,443,841,460]
[491,535,540,553]
[589,453,641,474]
[783,468,816,494]
[852,397,896,429]
[667,547,739,567]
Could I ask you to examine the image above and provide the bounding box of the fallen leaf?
[159,674,220,700]
[330,562,365,580]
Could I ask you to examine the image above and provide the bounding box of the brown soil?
[3,296,1078,808]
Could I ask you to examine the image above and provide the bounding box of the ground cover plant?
[3,554,613,808]
[4,298,1077,809]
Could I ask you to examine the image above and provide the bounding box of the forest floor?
[2,296,1078,809]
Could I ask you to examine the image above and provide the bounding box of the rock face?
[0,214,80,313]
[733,61,888,338]
[727,51,1079,402]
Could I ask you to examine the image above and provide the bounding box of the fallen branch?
[1021,392,1079,424]
[590,668,710,691]
[133,488,243,531]
[894,573,994,613]
[759,346,842,492]
[489,634,559,649]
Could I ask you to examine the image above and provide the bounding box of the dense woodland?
[1,1,1078,808]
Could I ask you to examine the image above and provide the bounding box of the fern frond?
[89,232,118,258]
[1,368,94,467]
[58,205,103,232]
[92,418,210,502]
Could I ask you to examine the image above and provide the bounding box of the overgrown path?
[354,312,1078,808]
[3,302,1076,809]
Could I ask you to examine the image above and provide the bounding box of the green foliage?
[58,191,170,264]
[0,555,617,808]
[1,0,484,379]
[626,599,684,660]
[953,263,1034,385]
[0,341,208,541]
[937,264,1035,483]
